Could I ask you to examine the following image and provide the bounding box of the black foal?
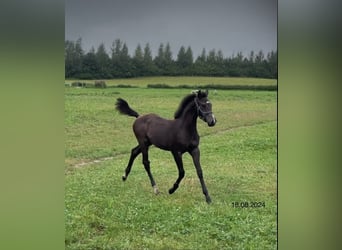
[115,90,216,203]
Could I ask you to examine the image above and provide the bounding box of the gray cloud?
[65,0,277,58]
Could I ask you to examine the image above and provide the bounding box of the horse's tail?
[115,98,139,118]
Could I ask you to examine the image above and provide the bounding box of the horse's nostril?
[208,120,215,127]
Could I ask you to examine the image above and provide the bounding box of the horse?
[115,90,216,203]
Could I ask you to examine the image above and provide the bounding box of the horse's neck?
[179,102,198,132]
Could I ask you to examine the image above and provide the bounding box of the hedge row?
[67,81,277,91]
[147,83,277,91]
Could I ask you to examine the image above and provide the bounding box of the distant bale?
[95,80,107,88]
[71,81,86,87]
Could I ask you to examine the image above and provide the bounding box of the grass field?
[65,78,277,249]
[65,76,277,88]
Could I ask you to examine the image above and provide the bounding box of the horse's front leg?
[189,147,211,203]
[169,151,185,194]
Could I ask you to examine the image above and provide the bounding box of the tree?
[197,48,207,63]
[176,46,187,75]
[133,44,144,76]
[111,39,123,77]
[163,43,175,75]
[65,38,84,78]
[153,43,175,75]
[120,43,133,77]
[164,43,173,62]
[111,39,122,60]
[154,43,165,74]
[255,50,265,63]
[96,43,111,78]
[248,50,255,63]
[176,46,186,67]
[254,50,267,78]
[164,43,175,75]
[266,50,277,78]
[213,50,225,76]
[194,48,207,75]
[143,43,157,76]
[176,46,194,75]
[74,38,84,77]
[65,40,75,77]
[65,38,278,79]
[143,43,153,63]
[245,50,256,77]
[185,46,194,75]
[110,39,133,77]
[80,47,98,79]
[228,51,245,76]
[216,50,224,63]
[204,49,225,76]
[206,49,220,76]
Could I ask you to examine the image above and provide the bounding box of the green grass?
[65,79,277,249]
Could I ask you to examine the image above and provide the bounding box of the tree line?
[65,38,277,79]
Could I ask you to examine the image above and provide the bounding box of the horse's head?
[194,90,216,127]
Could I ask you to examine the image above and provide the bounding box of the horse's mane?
[174,90,208,119]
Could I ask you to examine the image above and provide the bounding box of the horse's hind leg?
[141,146,159,194]
[122,145,141,181]
[169,151,185,194]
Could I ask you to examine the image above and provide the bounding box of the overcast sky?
[65,0,277,58]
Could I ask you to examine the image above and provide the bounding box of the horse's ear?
[197,89,208,98]
[191,90,199,96]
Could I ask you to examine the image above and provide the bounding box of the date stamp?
[231,201,265,208]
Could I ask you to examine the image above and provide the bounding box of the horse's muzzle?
[207,114,216,127]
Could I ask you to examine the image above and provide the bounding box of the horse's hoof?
[153,186,159,195]
[122,175,127,181]
[206,197,212,204]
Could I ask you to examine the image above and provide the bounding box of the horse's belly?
[151,137,190,153]
[149,133,173,151]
